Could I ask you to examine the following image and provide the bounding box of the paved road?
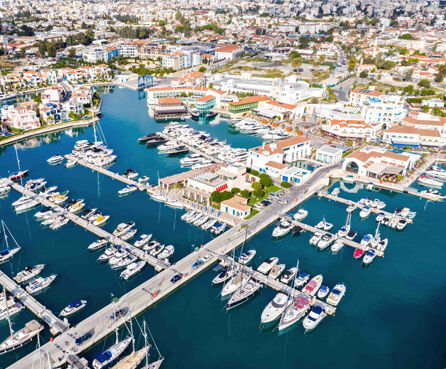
[333,77,355,102]
[8,163,340,369]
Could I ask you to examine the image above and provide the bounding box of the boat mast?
[146,319,162,360]
[2,220,20,251]
[143,320,149,367]
[4,287,13,335]
[2,220,9,251]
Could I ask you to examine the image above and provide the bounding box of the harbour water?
[0,87,445,369]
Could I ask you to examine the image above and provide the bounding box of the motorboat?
[120,261,145,280]
[14,264,45,283]
[418,175,443,188]
[118,186,138,196]
[272,221,292,238]
[112,255,138,270]
[149,244,164,257]
[303,274,323,296]
[337,225,350,238]
[134,234,152,248]
[138,133,158,143]
[0,298,24,320]
[303,304,326,331]
[346,230,357,241]
[326,283,346,306]
[280,267,297,284]
[98,247,117,263]
[0,320,43,354]
[164,198,183,209]
[346,204,357,213]
[213,223,227,235]
[113,222,135,237]
[157,245,174,259]
[92,336,133,369]
[221,272,249,297]
[122,169,139,180]
[49,217,69,230]
[293,209,308,221]
[317,234,334,250]
[397,218,408,231]
[226,278,262,310]
[373,199,386,210]
[362,249,376,265]
[120,228,137,241]
[202,218,217,230]
[294,271,310,288]
[15,200,40,213]
[150,192,167,202]
[278,294,311,331]
[269,264,286,280]
[47,155,64,165]
[65,159,77,168]
[25,274,56,295]
[212,266,236,285]
[8,170,29,181]
[25,178,47,192]
[68,200,85,213]
[360,234,372,247]
[88,238,108,251]
[194,214,209,227]
[317,285,330,299]
[309,232,323,245]
[359,206,371,219]
[257,257,279,274]
[138,176,150,184]
[376,212,385,222]
[331,239,344,253]
[292,226,303,236]
[143,240,159,252]
[93,215,110,227]
[353,248,365,259]
[60,299,87,317]
[261,293,292,325]
[315,218,333,231]
[238,250,256,265]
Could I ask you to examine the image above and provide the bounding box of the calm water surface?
[0,88,445,369]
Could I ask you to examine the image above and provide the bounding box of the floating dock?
[7,180,168,271]
[0,270,69,336]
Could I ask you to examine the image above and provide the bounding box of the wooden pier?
[7,181,168,271]
[0,270,69,335]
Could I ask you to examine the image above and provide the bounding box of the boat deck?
[0,270,69,336]
[67,354,91,369]
[7,180,168,271]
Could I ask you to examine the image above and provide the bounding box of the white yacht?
[302,304,326,331]
[25,274,57,295]
[14,264,45,283]
[362,249,376,265]
[303,274,323,296]
[157,245,174,259]
[261,293,292,324]
[317,285,330,299]
[93,215,110,227]
[294,271,310,287]
[47,155,64,165]
[112,255,138,270]
[317,234,334,250]
[149,244,164,257]
[293,209,308,221]
[315,218,333,231]
[278,294,311,331]
[331,239,344,253]
[238,250,256,265]
[120,261,145,280]
[309,232,323,245]
[134,234,152,248]
[164,198,183,209]
[59,299,87,317]
[359,206,371,219]
[272,221,292,238]
[120,228,137,241]
[326,283,346,306]
[212,266,236,285]
[113,222,135,237]
[118,186,138,196]
[88,238,108,251]
[280,267,297,284]
[0,320,43,354]
[92,336,133,369]
[221,272,249,297]
[257,257,279,274]
[418,175,443,188]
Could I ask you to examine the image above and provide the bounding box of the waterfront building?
[195,95,216,113]
[247,136,311,173]
[146,86,225,106]
[316,145,344,164]
[221,195,251,219]
[382,125,445,148]
[343,146,421,178]
[322,119,380,141]
[228,95,270,114]
[401,113,446,139]
[4,105,40,130]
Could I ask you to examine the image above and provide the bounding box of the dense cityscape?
[0,1,445,368]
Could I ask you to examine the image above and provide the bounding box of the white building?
[316,145,344,164]
[119,43,138,58]
[83,48,107,63]
[382,125,445,148]
[322,119,380,140]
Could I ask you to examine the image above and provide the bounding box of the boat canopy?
[94,350,112,363]
[69,300,82,308]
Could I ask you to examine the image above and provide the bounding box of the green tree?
[253,189,264,198]
[259,174,272,187]
[240,189,251,198]
[436,64,446,82]
[348,57,357,72]
[210,191,222,203]
[359,70,368,78]
[198,66,206,73]
[38,41,46,57]
[251,182,263,192]
[399,33,416,40]
[418,79,430,88]
[231,187,241,194]
[68,48,76,58]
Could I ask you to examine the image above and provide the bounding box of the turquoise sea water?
[0,87,445,369]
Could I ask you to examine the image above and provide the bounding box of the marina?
[0,88,445,369]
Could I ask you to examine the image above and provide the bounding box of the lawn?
[247,184,284,206]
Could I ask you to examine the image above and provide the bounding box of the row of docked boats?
[67,139,116,168]
[181,210,227,234]
[271,209,308,238]
[418,163,446,188]
[161,122,249,164]
[228,118,294,141]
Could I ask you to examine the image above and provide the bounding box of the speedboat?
[360,234,372,247]
[309,232,323,245]
[315,218,333,231]
[280,267,297,284]
[59,299,87,317]
[25,274,57,295]
[93,215,110,227]
[418,175,443,188]
[212,266,236,285]
[317,234,334,250]
[359,206,371,219]
[261,293,292,325]
[113,222,135,237]
[269,264,286,280]
[134,234,152,248]
[272,221,292,238]
[337,225,350,238]
[238,250,256,265]
[303,304,326,331]
[14,264,45,283]
[257,257,279,274]
[138,176,150,184]
[326,283,346,306]
[303,274,323,296]
[226,278,261,310]
[118,186,138,196]
[346,230,357,241]
[362,249,376,265]
[278,294,311,331]
[317,285,330,299]
[92,336,133,369]
[47,155,64,165]
[294,271,310,287]
[8,170,29,181]
[120,261,145,280]
[331,239,344,253]
[293,209,308,221]
[353,248,365,259]
[88,238,108,251]
[157,245,175,259]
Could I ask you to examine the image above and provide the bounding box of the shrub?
[240,189,251,198]
[220,191,234,201]
[253,189,264,198]
[259,173,273,187]
[250,169,259,176]
[281,181,292,188]
[210,191,222,203]
[251,182,263,191]
[231,187,241,194]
